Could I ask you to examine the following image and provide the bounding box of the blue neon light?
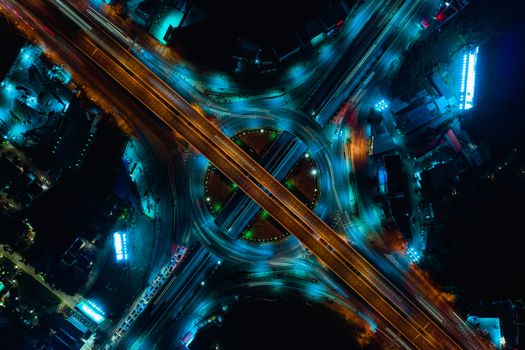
[78,300,105,324]
[407,247,421,263]
[374,99,389,112]
[467,316,502,349]
[113,232,128,261]
[459,47,478,110]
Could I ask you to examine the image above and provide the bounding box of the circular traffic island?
[204,128,319,243]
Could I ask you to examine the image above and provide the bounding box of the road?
[0,244,80,310]
[1,0,492,349]
[120,245,219,350]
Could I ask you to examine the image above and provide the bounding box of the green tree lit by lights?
[244,230,254,239]
[213,203,222,214]
[119,208,129,221]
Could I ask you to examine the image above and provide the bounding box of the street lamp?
[374,99,389,112]
[407,247,421,263]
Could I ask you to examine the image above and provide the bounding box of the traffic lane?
[302,0,404,116]
[79,0,490,346]
[34,12,449,350]
[168,128,442,349]
[295,231,439,349]
[308,220,465,349]
[9,0,196,336]
[346,101,490,347]
[15,0,356,326]
[141,114,440,349]
[13,1,479,348]
[28,0,315,198]
[232,153,468,348]
[29,0,393,288]
[123,248,214,349]
[38,7,449,350]
[5,0,184,320]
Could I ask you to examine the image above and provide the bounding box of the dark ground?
[423,22,525,304]
[24,117,127,275]
[389,0,525,99]
[173,0,335,70]
[0,16,25,81]
[190,297,378,350]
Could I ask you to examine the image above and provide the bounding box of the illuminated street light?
[374,99,389,112]
[407,247,421,263]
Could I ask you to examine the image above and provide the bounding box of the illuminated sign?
[459,47,479,110]
[77,300,105,324]
[113,232,128,261]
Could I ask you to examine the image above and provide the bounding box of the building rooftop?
[51,100,101,171]
[149,5,184,45]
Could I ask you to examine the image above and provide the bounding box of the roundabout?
[204,128,320,243]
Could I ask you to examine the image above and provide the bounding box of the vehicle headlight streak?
[86,6,135,48]
[51,0,92,31]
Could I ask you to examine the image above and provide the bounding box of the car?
[435,1,458,22]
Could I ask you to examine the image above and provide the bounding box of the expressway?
[214,131,307,239]
[1,0,491,349]
[151,257,394,349]
[4,1,478,349]
[302,0,407,120]
[119,246,219,350]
